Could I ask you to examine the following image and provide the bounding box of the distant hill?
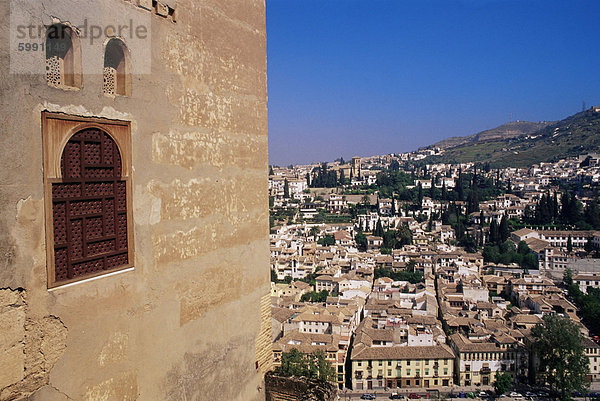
[424,109,600,168]
[427,121,553,150]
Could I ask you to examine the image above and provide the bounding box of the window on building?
[43,113,133,288]
[45,24,81,88]
[104,38,131,97]
[51,128,129,283]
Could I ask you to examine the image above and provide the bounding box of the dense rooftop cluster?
[269,152,600,394]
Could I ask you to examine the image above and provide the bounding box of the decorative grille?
[52,128,128,282]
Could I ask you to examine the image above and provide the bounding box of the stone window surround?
[42,111,134,289]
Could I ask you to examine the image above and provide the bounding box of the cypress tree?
[490,219,499,245]
[457,169,465,201]
[374,219,384,237]
[499,216,509,243]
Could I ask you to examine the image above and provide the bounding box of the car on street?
[478,391,490,398]
[361,394,376,400]
[408,393,422,399]
[390,393,404,400]
[509,392,523,399]
[537,391,549,397]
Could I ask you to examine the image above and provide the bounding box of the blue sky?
[266,0,600,166]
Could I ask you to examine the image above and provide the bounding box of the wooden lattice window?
[51,128,129,283]
[45,24,82,89]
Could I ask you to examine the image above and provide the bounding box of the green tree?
[313,350,336,381]
[275,349,336,382]
[397,224,413,246]
[374,266,423,283]
[361,194,371,208]
[482,244,500,264]
[283,179,290,198]
[269,165,274,175]
[457,169,465,201]
[499,216,510,243]
[567,235,573,253]
[355,232,367,251]
[563,268,574,286]
[521,253,538,270]
[585,237,595,253]
[277,348,307,377]
[489,219,499,245]
[373,219,384,237]
[531,314,589,400]
[585,201,600,229]
[317,235,335,246]
[339,169,346,186]
[493,372,513,395]
[517,240,530,255]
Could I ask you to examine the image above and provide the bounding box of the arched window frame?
[42,112,133,288]
[45,23,82,89]
[103,37,132,97]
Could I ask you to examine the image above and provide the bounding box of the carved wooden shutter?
[52,128,128,282]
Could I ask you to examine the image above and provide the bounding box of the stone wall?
[0,0,269,400]
[265,373,338,401]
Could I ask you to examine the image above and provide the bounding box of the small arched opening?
[104,38,131,97]
[45,24,82,88]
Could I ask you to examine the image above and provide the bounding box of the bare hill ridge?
[427,121,554,150]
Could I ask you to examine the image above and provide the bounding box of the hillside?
[428,121,553,150]
[425,109,600,168]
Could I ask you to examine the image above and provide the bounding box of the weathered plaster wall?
[0,0,269,400]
